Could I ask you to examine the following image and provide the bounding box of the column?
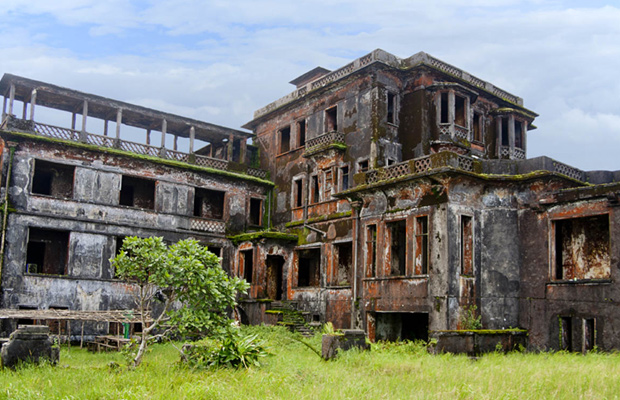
[115,109,122,140]
[189,126,195,154]
[508,114,515,159]
[29,89,37,121]
[8,84,15,116]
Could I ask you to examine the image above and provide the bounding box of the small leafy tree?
[111,237,249,367]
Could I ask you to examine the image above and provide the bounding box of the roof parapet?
[247,49,524,126]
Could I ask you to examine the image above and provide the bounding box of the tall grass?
[1,325,619,399]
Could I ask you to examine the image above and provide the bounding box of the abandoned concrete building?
[1,49,619,352]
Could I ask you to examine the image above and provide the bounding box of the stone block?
[1,325,59,369]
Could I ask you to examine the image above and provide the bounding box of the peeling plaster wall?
[0,139,270,336]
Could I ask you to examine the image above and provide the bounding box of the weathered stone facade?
[1,49,619,352]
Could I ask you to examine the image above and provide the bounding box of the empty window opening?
[194,188,225,219]
[310,175,320,204]
[297,120,306,147]
[514,120,524,149]
[335,242,353,286]
[366,224,377,277]
[120,176,155,209]
[440,92,449,124]
[115,236,127,256]
[325,107,338,132]
[231,138,241,162]
[560,316,572,351]
[249,198,263,226]
[455,95,466,127]
[387,92,396,124]
[583,318,596,353]
[388,220,407,276]
[32,160,75,198]
[293,178,304,208]
[279,126,291,154]
[297,248,321,287]
[376,312,429,342]
[461,216,473,276]
[324,168,333,199]
[17,305,38,326]
[339,166,349,191]
[207,246,222,258]
[415,216,429,275]
[266,255,285,300]
[26,228,69,275]
[48,306,69,337]
[473,112,482,142]
[501,117,509,146]
[358,159,369,173]
[240,249,254,284]
[554,214,610,281]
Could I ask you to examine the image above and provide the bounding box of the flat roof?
[0,73,252,143]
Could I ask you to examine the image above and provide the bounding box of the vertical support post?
[160,119,167,148]
[22,99,27,119]
[189,126,195,154]
[67,320,71,349]
[80,100,88,142]
[80,321,85,348]
[81,100,88,133]
[159,119,167,158]
[8,84,15,116]
[508,114,515,158]
[146,129,151,145]
[103,119,108,136]
[448,89,455,136]
[240,138,247,165]
[115,109,122,140]
[173,135,178,151]
[71,113,76,130]
[496,118,502,158]
[29,89,37,121]
[227,134,234,161]
[2,96,7,120]
[522,121,528,157]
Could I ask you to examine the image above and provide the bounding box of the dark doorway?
[266,255,285,300]
[375,312,429,342]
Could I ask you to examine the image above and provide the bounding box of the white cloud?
[0,1,618,170]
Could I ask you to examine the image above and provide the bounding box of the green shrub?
[182,331,269,369]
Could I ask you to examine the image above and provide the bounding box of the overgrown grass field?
[1,325,619,399]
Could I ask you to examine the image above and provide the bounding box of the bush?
[182,331,269,369]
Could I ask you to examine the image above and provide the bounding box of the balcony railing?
[304,131,345,156]
[2,116,268,179]
[363,153,476,185]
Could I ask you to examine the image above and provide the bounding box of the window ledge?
[24,273,119,282]
[547,279,612,286]
[363,275,429,282]
[293,286,321,290]
[325,285,351,289]
[276,147,303,158]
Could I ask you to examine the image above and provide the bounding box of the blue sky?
[1,0,619,170]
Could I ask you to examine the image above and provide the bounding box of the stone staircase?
[268,301,317,337]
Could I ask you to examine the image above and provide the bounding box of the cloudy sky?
[0,0,618,171]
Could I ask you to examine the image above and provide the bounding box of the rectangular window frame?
[278,125,291,154]
[310,174,320,204]
[414,215,429,275]
[387,219,407,276]
[31,159,76,199]
[460,215,474,276]
[387,92,396,125]
[240,248,254,284]
[338,164,350,192]
[292,177,304,208]
[194,187,226,220]
[249,197,263,227]
[366,224,378,278]
[325,106,338,132]
[551,213,611,282]
[296,119,306,148]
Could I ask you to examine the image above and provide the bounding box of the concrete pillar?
[146,129,151,145]
[29,89,37,121]
[81,100,88,132]
[227,134,234,161]
[189,126,195,154]
[8,84,15,116]
[173,135,178,151]
[115,109,122,140]
[240,138,247,164]
[508,114,515,158]
[103,119,108,136]
[448,90,455,136]
[160,119,167,148]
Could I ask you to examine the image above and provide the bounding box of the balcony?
[0,74,268,180]
[303,131,345,157]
